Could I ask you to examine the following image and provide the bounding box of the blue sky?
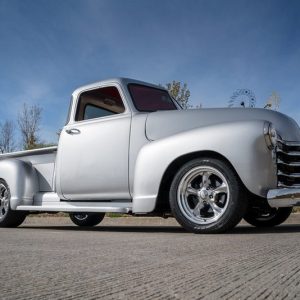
[1,0,300,144]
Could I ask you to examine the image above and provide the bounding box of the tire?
[244,204,292,227]
[169,158,248,233]
[0,179,27,227]
[69,212,105,227]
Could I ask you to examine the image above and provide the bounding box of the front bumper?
[268,188,300,207]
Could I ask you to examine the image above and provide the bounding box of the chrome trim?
[264,122,277,149]
[278,183,300,189]
[278,171,300,178]
[268,188,300,207]
[177,166,230,225]
[278,140,300,147]
[0,183,9,220]
[276,139,300,188]
[278,183,300,188]
[277,149,300,156]
[277,159,300,167]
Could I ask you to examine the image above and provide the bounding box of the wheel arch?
[154,150,245,212]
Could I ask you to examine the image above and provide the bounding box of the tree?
[264,92,280,111]
[18,103,42,150]
[0,120,15,153]
[165,81,191,109]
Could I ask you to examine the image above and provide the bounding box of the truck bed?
[0,146,57,159]
[0,146,57,192]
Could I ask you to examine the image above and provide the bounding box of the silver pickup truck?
[0,78,299,233]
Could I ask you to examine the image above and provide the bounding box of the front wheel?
[69,213,105,227]
[169,158,248,233]
[244,205,292,227]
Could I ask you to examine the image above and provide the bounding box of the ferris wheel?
[228,89,256,108]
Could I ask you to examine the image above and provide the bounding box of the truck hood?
[145,108,300,141]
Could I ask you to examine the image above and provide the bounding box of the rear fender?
[0,159,38,210]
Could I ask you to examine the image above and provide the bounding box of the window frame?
[65,96,73,125]
[127,83,178,112]
[73,83,129,124]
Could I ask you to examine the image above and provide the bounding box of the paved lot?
[1,215,300,300]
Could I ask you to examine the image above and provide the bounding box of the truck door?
[56,84,131,201]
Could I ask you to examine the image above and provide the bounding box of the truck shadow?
[20,225,187,233]
[18,224,300,234]
[231,224,300,234]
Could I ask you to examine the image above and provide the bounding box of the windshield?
[128,84,178,112]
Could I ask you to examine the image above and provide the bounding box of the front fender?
[0,159,38,210]
[132,120,276,213]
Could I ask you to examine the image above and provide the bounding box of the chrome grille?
[277,140,300,187]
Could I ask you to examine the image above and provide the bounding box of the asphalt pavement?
[1,215,300,300]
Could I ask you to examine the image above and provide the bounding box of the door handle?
[66,128,81,135]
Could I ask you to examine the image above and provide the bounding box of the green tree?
[165,81,191,109]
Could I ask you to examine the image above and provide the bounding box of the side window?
[75,86,125,121]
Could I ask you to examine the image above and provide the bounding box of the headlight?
[264,122,278,149]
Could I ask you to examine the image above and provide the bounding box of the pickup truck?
[0,78,299,233]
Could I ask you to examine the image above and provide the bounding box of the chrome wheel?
[244,200,292,227]
[0,183,9,220]
[177,166,230,225]
[73,213,89,221]
[69,212,105,227]
[253,209,278,221]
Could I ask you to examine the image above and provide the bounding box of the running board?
[16,192,132,213]
[16,204,131,213]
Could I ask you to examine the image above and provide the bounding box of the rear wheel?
[0,179,27,227]
[169,158,247,233]
[69,212,105,227]
[244,203,292,227]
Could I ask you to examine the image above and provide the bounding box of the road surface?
[1,215,300,299]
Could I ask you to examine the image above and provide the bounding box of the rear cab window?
[128,84,178,112]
